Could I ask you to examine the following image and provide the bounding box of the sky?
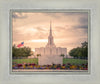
[12,12,88,54]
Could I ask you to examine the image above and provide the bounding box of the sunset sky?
[12,12,88,54]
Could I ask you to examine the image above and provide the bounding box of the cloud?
[79,17,88,24]
[13,26,49,42]
[73,24,88,29]
[44,13,61,18]
[35,27,46,32]
[70,13,88,34]
[62,12,88,16]
[12,12,27,19]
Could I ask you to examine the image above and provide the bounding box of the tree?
[12,44,17,58]
[81,41,88,48]
[60,54,65,59]
[81,41,88,59]
[12,45,32,58]
[37,54,41,58]
[69,41,88,59]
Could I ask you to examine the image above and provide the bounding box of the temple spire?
[46,21,56,47]
[50,21,52,36]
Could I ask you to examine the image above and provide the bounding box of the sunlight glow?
[32,49,35,52]
[31,39,48,42]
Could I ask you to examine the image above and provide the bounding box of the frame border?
[1,0,100,84]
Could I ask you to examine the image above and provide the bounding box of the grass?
[12,58,88,65]
[63,58,88,65]
[12,58,38,64]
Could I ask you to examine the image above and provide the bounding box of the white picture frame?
[0,0,100,84]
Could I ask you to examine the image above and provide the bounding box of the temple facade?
[35,22,67,65]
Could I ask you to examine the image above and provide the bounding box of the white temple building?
[35,22,67,65]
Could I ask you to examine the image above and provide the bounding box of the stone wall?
[38,55,63,65]
[35,47,67,65]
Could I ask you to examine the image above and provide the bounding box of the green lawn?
[12,58,38,64]
[12,58,88,65]
[63,58,88,65]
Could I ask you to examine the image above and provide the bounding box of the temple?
[35,22,67,65]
